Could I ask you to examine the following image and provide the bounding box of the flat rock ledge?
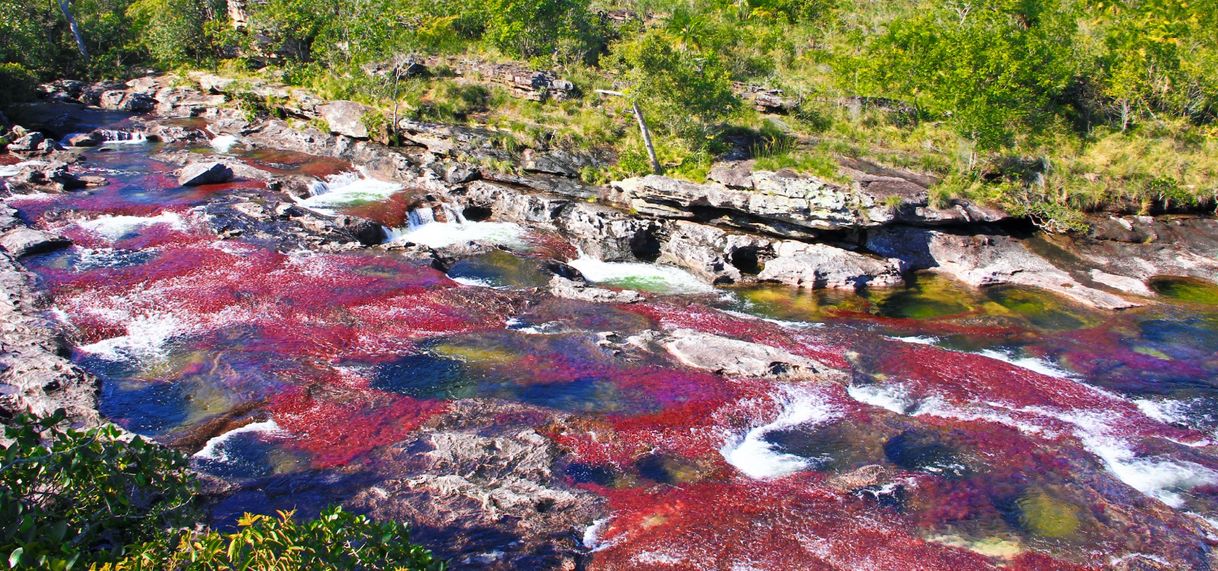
[0,206,99,429]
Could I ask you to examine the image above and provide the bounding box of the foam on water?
[718,308,821,329]
[977,349,1075,379]
[1028,407,1218,508]
[297,171,402,211]
[847,383,916,415]
[210,135,240,153]
[1133,398,1199,426]
[0,160,46,177]
[80,313,182,362]
[77,212,188,240]
[891,335,940,346]
[450,276,500,288]
[568,256,715,295]
[390,221,527,249]
[193,419,284,462]
[721,385,840,479]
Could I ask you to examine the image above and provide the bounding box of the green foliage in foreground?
[0,411,442,571]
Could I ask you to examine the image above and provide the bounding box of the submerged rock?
[867,226,1138,310]
[178,161,234,186]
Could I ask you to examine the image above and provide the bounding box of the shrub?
[105,507,444,571]
[0,63,38,107]
[1,410,442,571]
[0,410,197,569]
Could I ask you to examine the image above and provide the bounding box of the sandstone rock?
[553,202,663,262]
[350,400,603,568]
[661,328,845,381]
[178,161,234,186]
[549,276,644,303]
[0,251,100,426]
[1089,270,1153,297]
[319,100,370,139]
[443,163,480,184]
[759,241,904,290]
[708,160,756,189]
[8,132,63,155]
[98,90,155,112]
[10,160,85,191]
[0,227,70,258]
[657,220,772,284]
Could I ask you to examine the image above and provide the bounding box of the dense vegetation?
[2,0,1216,225]
[0,410,442,570]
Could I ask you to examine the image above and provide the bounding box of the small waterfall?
[405,203,466,230]
[99,129,147,144]
[386,202,524,248]
[295,171,402,212]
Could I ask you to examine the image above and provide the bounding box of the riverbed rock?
[661,328,845,381]
[98,90,155,113]
[1069,215,1218,289]
[351,400,602,569]
[0,227,70,258]
[8,160,86,191]
[549,276,644,304]
[7,132,63,155]
[867,226,1139,309]
[64,131,102,147]
[178,162,234,186]
[759,241,904,290]
[554,202,663,262]
[0,249,99,427]
[319,101,371,139]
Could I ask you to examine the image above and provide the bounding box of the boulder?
[759,241,904,290]
[661,328,845,381]
[318,100,371,139]
[97,90,155,113]
[8,132,63,155]
[553,202,663,262]
[178,162,234,186]
[0,227,71,258]
[549,276,644,304]
[11,161,85,191]
[64,132,102,147]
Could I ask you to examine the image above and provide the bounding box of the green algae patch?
[1150,277,1218,305]
[1016,489,1081,539]
[735,284,868,322]
[871,274,977,320]
[985,287,1099,331]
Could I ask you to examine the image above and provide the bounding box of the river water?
[6,123,1218,569]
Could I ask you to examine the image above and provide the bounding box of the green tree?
[863,0,1080,153]
[481,0,607,64]
[126,0,227,67]
[605,27,740,145]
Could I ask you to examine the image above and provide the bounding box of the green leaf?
[8,547,23,568]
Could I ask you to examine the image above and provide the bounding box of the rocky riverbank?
[4,72,1218,569]
[9,73,1213,311]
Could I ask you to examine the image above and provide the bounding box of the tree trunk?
[56,0,89,60]
[631,102,662,175]
[390,65,403,146]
